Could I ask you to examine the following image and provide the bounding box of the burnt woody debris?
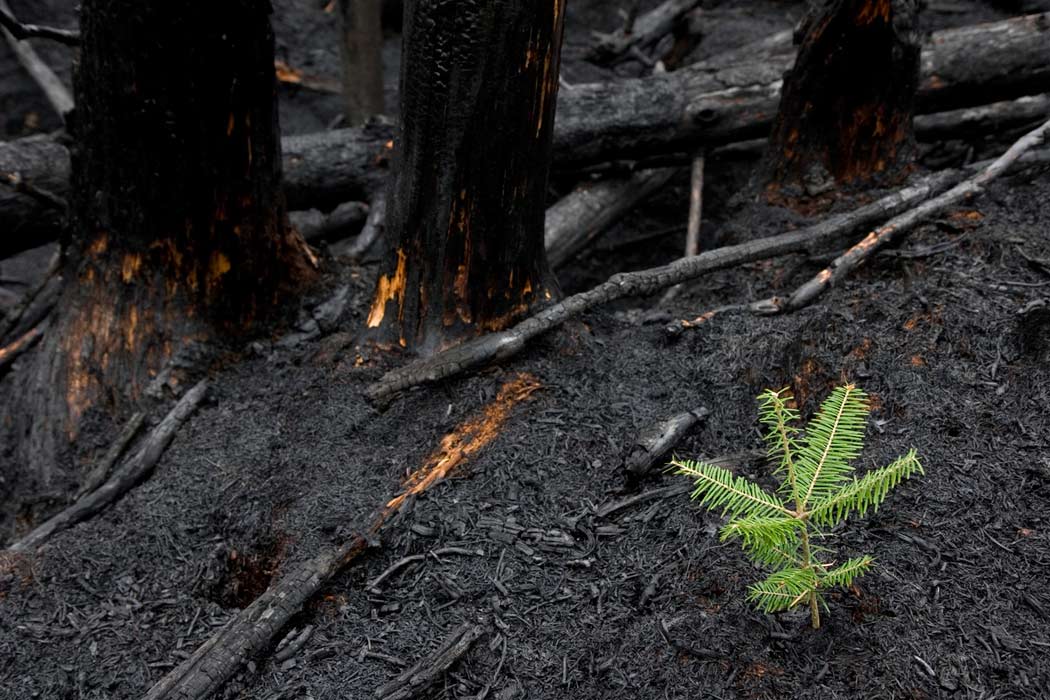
[3,13,1050,257]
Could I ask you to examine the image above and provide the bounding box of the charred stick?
[365,167,970,405]
[375,621,487,700]
[625,406,709,478]
[545,168,675,268]
[6,380,208,553]
[0,1,79,45]
[143,533,374,700]
[753,118,1050,315]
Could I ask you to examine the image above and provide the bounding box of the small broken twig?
[74,411,146,498]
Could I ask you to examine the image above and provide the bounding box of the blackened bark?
[367,0,565,354]
[765,0,922,196]
[339,0,385,125]
[3,0,307,524]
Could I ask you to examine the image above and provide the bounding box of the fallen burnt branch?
[365,167,973,405]
[375,621,487,700]
[0,248,59,345]
[145,376,538,700]
[586,0,700,64]
[5,14,1049,256]
[625,406,709,478]
[144,533,376,700]
[545,168,675,268]
[332,192,387,259]
[6,380,208,552]
[0,2,79,45]
[753,118,1050,315]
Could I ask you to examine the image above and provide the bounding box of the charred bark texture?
[366,0,566,353]
[3,0,305,523]
[339,0,385,125]
[765,0,922,196]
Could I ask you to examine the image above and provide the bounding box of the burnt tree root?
[364,166,975,405]
[4,13,1049,257]
[6,380,208,552]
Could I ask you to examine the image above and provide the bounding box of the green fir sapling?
[672,384,922,629]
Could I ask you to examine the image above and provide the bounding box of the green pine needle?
[672,459,793,520]
[820,556,874,589]
[676,384,923,628]
[747,567,820,613]
[808,449,923,527]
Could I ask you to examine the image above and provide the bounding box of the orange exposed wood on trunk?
[367,248,407,328]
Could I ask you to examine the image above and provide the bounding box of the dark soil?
[3,1,1050,699]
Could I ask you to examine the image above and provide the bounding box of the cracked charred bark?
[765,0,922,197]
[2,0,309,530]
[365,0,566,354]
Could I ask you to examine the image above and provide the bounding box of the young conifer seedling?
[672,384,922,629]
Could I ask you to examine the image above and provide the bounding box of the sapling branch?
[672,384,923,629]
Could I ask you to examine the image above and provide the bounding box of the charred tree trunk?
[765,0,922,198]
[366,0,565,354]
[339,0,385,125]
[3,0,307,527]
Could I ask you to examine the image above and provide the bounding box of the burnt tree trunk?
[765,0,922,198]
[3,0,307,526]
[365,0,565,354]
[339,0,385,125]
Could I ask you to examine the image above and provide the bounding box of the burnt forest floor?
[2,1,1050,699]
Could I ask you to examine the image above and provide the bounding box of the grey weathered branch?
[545,168,676,267]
